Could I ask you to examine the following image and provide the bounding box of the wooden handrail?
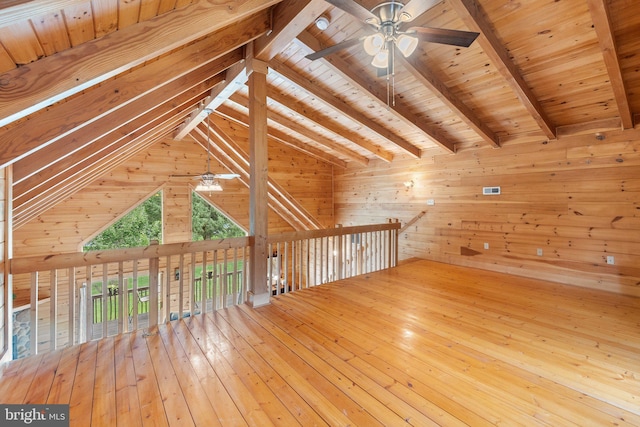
[11,236,252,274]
[266,222,400,244]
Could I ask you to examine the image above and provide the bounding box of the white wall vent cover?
[482,186,501,195]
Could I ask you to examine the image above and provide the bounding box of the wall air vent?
[482,186,501,195]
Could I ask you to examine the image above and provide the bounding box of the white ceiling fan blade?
[215,173,240,180]
[398,0,441,23]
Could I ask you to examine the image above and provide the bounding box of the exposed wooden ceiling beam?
[253,0,327,61]
[213,107,348,168]
[586,0,633,129]
[0,0,280,127]
[14,113,186,228]
[229,92,370,165]
[269,59,422,157]
[400,55,500,148]
[264,85,394,162]
[201,121,323,230]
[0,10,269,169]
[556,117,623,139]
[12,49,242,183]
[296,30,455,153]
[13,77,223,205]
[450,0,556,140]
[174,60,249,140]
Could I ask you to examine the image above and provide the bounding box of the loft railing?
[11,238,250,357]
[267,222,400,295]
[9,222,400,358]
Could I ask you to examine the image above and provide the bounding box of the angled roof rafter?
[586,0,633,129]
[269,59,422,157]
[229,92,370,165]
[213,106,348,168]
[174,60,249,140]
[11,51,240,184]
[264,85,394,162]
[195,121,323,230]
[450,0,556,140]
[400,55,500,148]
[253,0,328,62]
[296,30,455,153]
[0,0,278,127]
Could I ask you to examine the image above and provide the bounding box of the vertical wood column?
[247,56,270,307]
[0,165,12,362]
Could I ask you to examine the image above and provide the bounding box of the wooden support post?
[247,52,270,307]
[1,165,12,363]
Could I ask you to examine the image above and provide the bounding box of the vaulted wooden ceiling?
[0,0,638,228]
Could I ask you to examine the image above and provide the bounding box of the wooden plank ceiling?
[0,0,638,227]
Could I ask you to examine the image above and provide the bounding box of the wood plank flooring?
[1,259,639,426]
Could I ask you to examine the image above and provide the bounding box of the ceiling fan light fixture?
[396,33,418,57]
[364,33,385,55]
[371,50,389,68]
[195,180,223,192]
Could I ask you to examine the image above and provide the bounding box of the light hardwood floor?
[1,259,639,426]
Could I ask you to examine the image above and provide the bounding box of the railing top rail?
[11,236,252,274]
[267,222,400,244]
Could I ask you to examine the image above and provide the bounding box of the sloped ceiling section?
[0,0,638,228]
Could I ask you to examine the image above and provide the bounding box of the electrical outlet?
[427,199,435,206]
[484,243,489,250]
[537,248,543,256]
[606,255,615,265]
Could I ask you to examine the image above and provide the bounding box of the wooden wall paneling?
[0,22,45,65]
[163,184,191,244]
[30,10,71,56]
[63,2,95,46]
[91,0,119,39]
[117,0,142,29]
[335,127,640,296]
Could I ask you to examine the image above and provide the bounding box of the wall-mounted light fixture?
[404,180,414,189]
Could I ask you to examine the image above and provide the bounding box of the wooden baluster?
[189,252,196,316]
[118,262,124,334]
[49,269,57,351]
[212,250,218,310]
[68,267,75,346]
[29,272,38,355]
[283,241,288,294]
[149,250,159,327]
[164,255,171,323]
[201,250,207,314]
[223,248,229,307]
[177,254,184,319]
[102,264,108,338]
[85,265,92,343]
[132,261,139,330]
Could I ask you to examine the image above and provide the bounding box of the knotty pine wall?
[12,136,333,305]
[335,127,640,297]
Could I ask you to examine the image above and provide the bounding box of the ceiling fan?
[306,0,479,71]
[170,108,239,192]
